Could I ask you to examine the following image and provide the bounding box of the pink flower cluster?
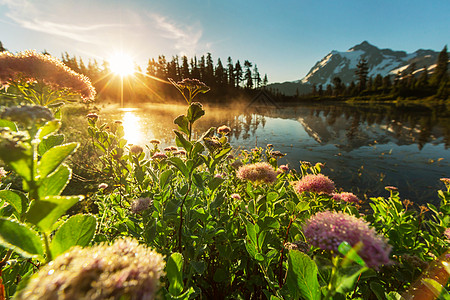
[303,211,391,269]
[332,192,360,204]
[237,162,278,184]
[217,125,231,135]
[293,174,335,195]
[0,50,96,101]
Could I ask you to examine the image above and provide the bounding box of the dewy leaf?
[285,250,321,300]
[0,190,28,215]
[37,120,61,140]
[0,218,44,258]
[186,102,205,123]
[174,130,193,152]
[174,115,189,136]
[50,214,96,257]
[0,118,18,132]
[26,195,82,233]
[38,134,65,156]
[38,164,71,198]
[167,252,184,296]
[168,157,189,179]
[37,142,78,178]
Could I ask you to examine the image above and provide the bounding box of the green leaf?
[186,102,205,123]
[168,157,189,179]
[0,190,28,215]
[38,164,71,197]
[37,120,61,140]
[159,169,173,189]
[37,142,78,178]
[422,278,450,299]
[174,115,189,136]
[213,268,228,282]
[38,134,65,156]
[245,221,258,247]
[285,250,321,300]
[0,118,18,131]
[26,195,82,232]
[191,260,206,275]
[370,282,387,300]
[0,218,44,258]
[191,142,204,157]
[50,214,96,257]
[208,176,224,192]
[174,130,192,152]
[167,252,184,296]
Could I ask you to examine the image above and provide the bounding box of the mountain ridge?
[269,41,442,96]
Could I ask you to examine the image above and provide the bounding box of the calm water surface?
[100,103,450,205]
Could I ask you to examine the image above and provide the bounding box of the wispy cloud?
[150,13,203,55]
[0,0,124,45]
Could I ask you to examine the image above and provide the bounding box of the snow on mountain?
[269,41,441,96]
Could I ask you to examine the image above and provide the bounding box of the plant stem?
[43,232,53,263]
[278,216,296,286]
[178,181,192,253]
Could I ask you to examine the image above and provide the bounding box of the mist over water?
[101,103,450,205]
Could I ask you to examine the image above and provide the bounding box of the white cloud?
[150,13,203,55]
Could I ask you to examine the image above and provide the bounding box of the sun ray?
[109,52,135,76]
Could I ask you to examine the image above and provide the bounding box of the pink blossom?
[130,145,143,154]
[149,139,161,144]
[230,193,241,200]
[332,192,360,204]
[278,164,289,173]
[152,152,168,160]
[0,50,95,101]
[444,228,450,240]
[293,174,335,195]
[98,183,108,189]
[237,162,277,184]
[303,211,391,269]
[131,197,151,213]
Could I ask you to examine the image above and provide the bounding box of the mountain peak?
[349,41,377,52]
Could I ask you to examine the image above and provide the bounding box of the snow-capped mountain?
[269,41,440,95]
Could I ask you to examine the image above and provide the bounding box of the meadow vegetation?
[0,50,449,299]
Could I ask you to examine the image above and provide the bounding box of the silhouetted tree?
[355,58,369,92]
[244,60,253,89]
[234,61,243,88]
[0,41,7,52]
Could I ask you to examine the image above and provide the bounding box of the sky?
[0,0,449,83]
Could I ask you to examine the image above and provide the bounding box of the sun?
[109,52,135,76]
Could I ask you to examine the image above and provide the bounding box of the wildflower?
[444,228,450,240]
[149,139,161,145]
[401,254,429,270]
[203,137,222,151]
[1,105,54,127]
[284,241,310,253]
[98,183,108,190]
[300,161,312,168]
[173,150,186,156]
[170,146,178,151]
[440,178,450,185]
[0,167,7,180]
[164,147,173,152]
[114,120,123,125]
[217,125,231,135]
[267,144,273,148]
[237,162,278,184]
[214,174,223,179]
[0,50,96,101]
[303,211,391,269]
[152,152,168,160]
[227,154,234,160]
[86,112,99,122]
[230,193,241,200]
[270,150,285,158]
[332,192,360,204]
[130,145,143,154]
[385,186,398,191]
[170,78,209,104]
[293,174,335,195]
[131,197,151,213]
[16,238,164,300]
[278,164,289,173]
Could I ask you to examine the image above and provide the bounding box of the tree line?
[306,46,448,100]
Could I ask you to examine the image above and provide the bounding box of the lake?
[99,102,450,206]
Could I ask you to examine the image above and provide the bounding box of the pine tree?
[0,41,7,52]
[262,74,268,86]
[227,57,235,87]
[431,45,448,86]
[355,58,369,92]
[181,55,190,79]
[244,60,253,89]
[234,61,243,88]
[332,76,343,96]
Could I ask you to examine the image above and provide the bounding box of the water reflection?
[121,109,143,145]
[102,103,450,205]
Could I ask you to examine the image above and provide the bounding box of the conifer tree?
[234,60,243,88]
[431,45,448,86]
[244,60,253,89]
[0,41,7,52]
[227,57,235,87]
[355,58,369,92]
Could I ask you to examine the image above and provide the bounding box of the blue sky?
[0,0,449,83]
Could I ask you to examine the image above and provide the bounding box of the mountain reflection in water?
[103,103,449,205]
